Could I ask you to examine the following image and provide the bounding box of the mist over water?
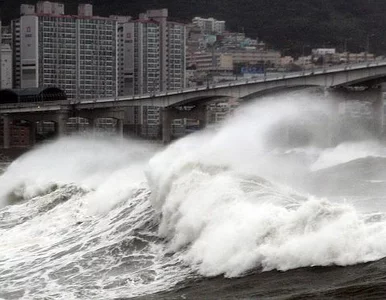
[147,91,386,277]
[0,136,158,212]
[2,90,386,298]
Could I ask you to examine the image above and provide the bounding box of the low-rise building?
[280,56,294,66]
[192,17,225,35]
[187,51,233,72]
[228,49,281,68]
[344,52,375,63]
[312,48,336,56]
[186,24,203,53]
[311,48,375,65]
[207,99,239,125]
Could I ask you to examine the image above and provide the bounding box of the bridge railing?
[86,60,386,102]
[0,99,71,109]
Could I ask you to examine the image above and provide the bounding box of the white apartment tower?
[113,15,132,96]
[12,2,117,99]
[1,44,13,88]
[144,9,168,92]
[118,18,161,95]
[11,17,21,89]
[167,21,186,91]
[0,20,13,89]
[114,10,186,139]
[0,18,2,88]
[115,9,186,96]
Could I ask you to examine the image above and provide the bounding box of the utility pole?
[365,34,369,62]
[344,38,349,65]
[302,44,310,73]
[365,34,375,63]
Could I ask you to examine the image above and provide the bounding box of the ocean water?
[1,91,386,299]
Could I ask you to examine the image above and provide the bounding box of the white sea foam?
[2,90,386,299]
[311,140,386,171]
[0,135,158,212]
[147,93,386,277]
[0,135,190,299]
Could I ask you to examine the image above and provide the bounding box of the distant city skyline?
[5,2,187,99]
[0,1,380,93]
[2,0,386,57]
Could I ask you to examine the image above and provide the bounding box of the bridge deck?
[1,61,386,113]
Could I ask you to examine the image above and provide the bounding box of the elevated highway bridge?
[1,61,386,145]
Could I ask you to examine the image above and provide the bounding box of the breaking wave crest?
[146,94,386,277]
[2,92,386,298]
[0,136,193,299]
[147,139,386,278]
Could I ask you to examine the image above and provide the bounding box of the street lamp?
[365,34,376,63]
[344,38,352,65]
[302,44,310,73]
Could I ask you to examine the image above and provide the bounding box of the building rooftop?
[0,87,67,103]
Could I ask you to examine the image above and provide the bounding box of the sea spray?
[2,90,386,298]
[0,135,158,212]
[0,135,190,299]
[311,140,386,171]
[147,92,386,277]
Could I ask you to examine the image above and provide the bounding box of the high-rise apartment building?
[0,19,2,88]
[115,17,161,95]
[112,16,132,96]
[114,9,186,139]
[115,9,186,96]
[12,2,117,99]
[166,21,186,91]
[0,20,12,89]
[1,44,12,88]
[11,17,21,89]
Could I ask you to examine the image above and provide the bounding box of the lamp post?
[302,44,310,73]
[365,35,369,62]
[344,38,351,65]
[365,34,375,63]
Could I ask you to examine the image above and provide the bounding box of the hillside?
[1,0,386,56]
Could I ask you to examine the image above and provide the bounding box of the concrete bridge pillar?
[197,105,208,129]
[56,112,68,137]
[162,108,172,144]
[90,118,98,135]
[29,121,37,147]
[327,98,340,147]
[116,119,124,137]
[375,83,386,137]
[3,115,10,149]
